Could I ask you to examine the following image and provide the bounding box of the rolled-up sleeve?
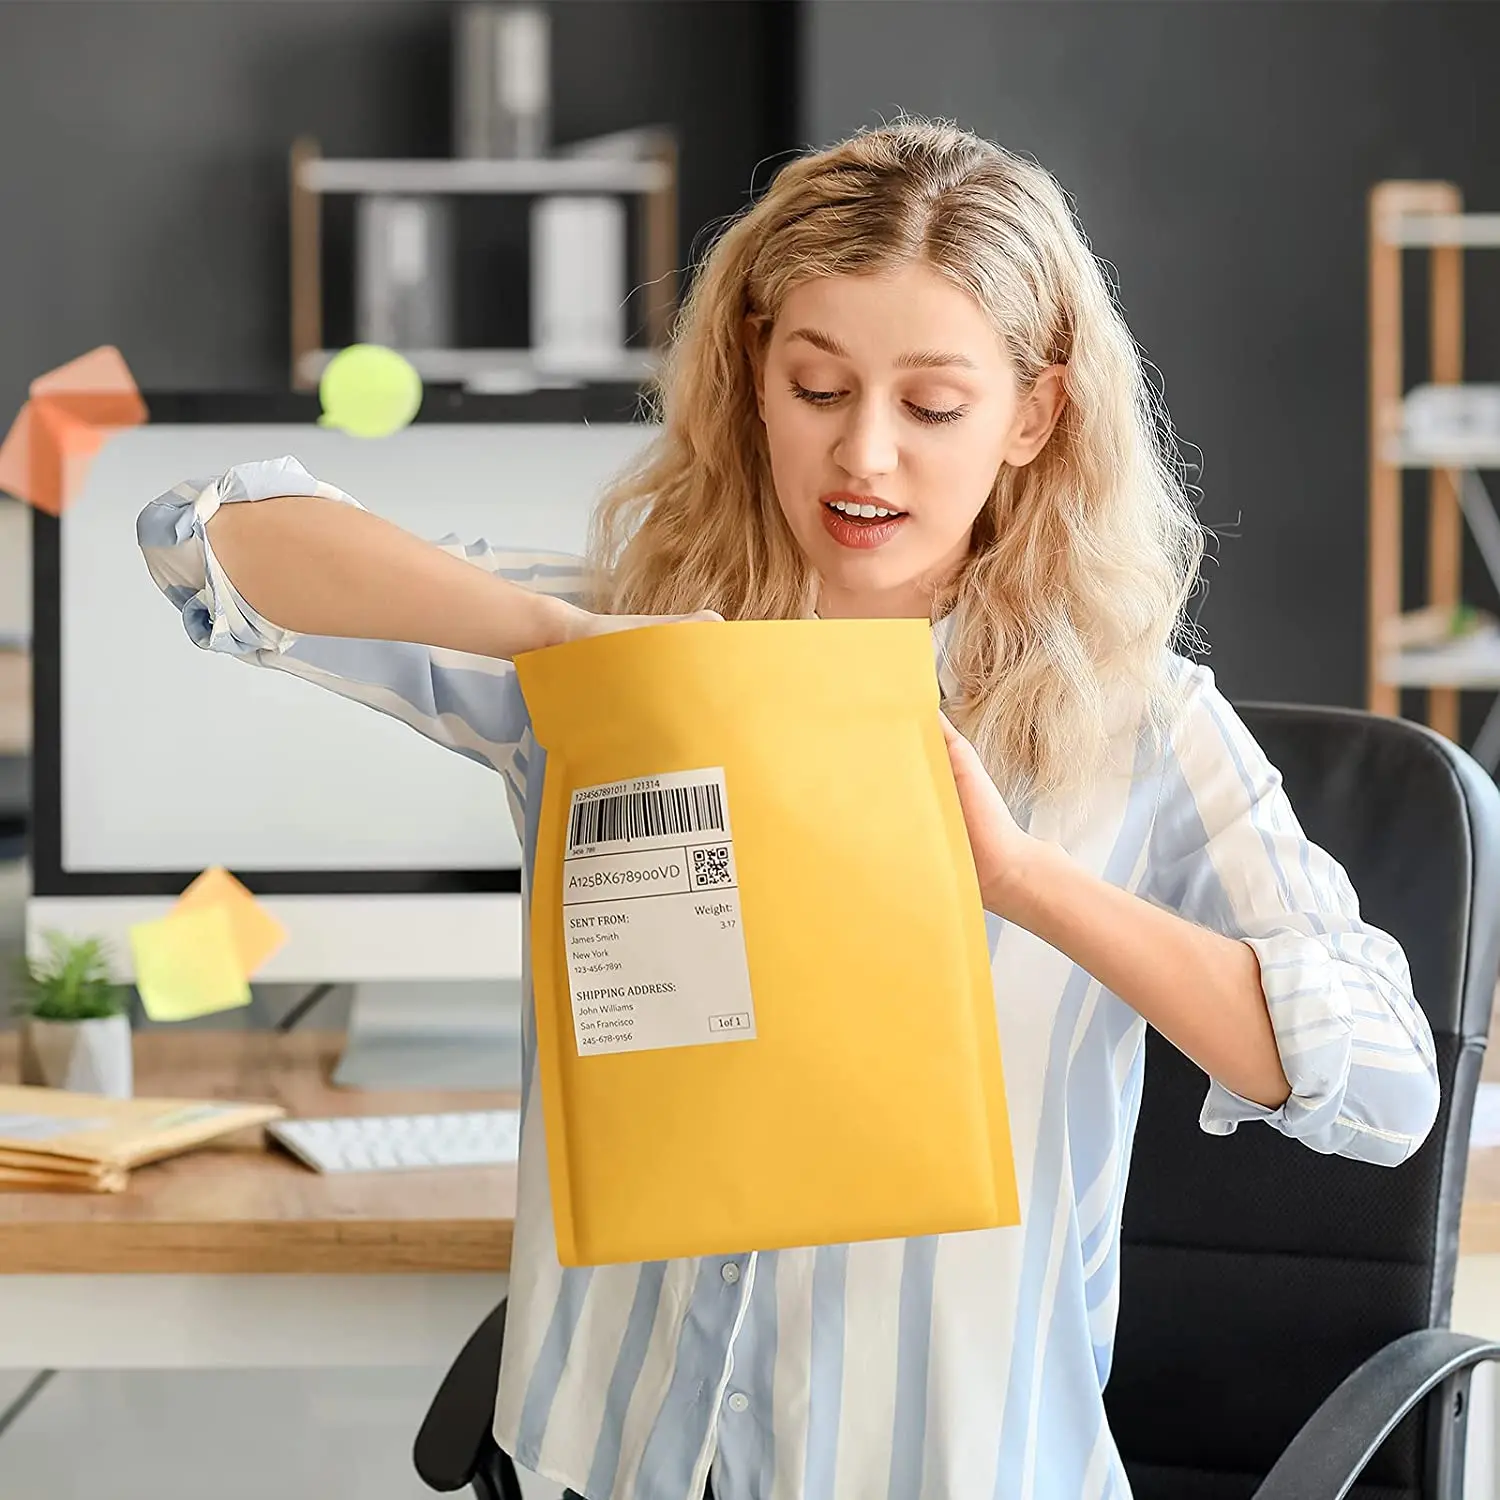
[136,456,588,790]
[137,455,361,658]
[1141,664,1439,1166]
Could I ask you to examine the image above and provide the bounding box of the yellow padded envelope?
[514,618,1018,1266]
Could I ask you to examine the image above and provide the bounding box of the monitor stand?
[332,980,524,1092]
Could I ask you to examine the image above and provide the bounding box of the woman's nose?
[833,399,898,482]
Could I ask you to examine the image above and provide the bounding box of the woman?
[138,121,1436,1500]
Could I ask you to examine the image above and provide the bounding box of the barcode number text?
[569,782,725,852]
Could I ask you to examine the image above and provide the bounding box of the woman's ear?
[1002,365,1067,468]
[743,316,768,423]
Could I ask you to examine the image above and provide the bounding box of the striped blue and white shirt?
[139,457,1439,1500]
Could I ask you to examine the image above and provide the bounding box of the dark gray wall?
[803,0,1500,714]
[0,0,791,413]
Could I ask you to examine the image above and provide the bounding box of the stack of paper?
[0,1084,284,1192]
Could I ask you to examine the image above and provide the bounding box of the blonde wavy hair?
[590,118,1204,801]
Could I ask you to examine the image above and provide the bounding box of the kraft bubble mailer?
[513,618,1019,1267]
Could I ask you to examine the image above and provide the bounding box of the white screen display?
[61,422,657,873]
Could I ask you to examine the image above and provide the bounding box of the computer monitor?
[28,391,658,993]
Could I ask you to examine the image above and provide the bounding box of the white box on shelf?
[1397,384,1500,467]
[356,196,455,351]
[453,2,550,159]
[530,195,628,369]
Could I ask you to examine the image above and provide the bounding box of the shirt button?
[727,1391,750,1413]
[720,1262,741,1285]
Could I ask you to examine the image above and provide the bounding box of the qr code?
[691,845,734,888]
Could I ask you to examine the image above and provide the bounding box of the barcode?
[568,782,725,852]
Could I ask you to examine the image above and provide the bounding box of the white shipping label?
[0,1114,109,1141]
[562,768,756,1056]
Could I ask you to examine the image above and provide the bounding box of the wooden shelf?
[1367,189,1500,769]
[1388,438,1500,469]
[293,345,659,392]
[1382,640,1500,690]
[1382,212,1500,248]
[298,156,670,196]
[1367,181,1465,740]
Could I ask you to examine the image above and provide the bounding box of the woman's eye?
[790,381,843,406]
[789,382,967,425]
[908,402,967,426]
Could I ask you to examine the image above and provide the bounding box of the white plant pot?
[19,1015,133,1098]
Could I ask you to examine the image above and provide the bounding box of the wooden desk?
[0,649,28,756]
[2,1023,1495,1372]
[1449,1031,1500,1493]
[0,1030,516,1275]
[1,1026,1496,1260]
[1465,1158,1500,1256]
[1463,1034,1500,1256]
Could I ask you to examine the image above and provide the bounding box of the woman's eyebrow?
[787,327,847,357]
[786,328,977,372]
[895,348,979,372]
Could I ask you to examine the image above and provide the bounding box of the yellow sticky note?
[129,907,252,1022]
[172,867,285,977]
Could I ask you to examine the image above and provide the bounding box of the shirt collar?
[931,612,959,707]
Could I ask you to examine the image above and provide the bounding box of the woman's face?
[753,263,1065,618]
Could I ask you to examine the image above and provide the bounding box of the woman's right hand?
[553,602,724,645]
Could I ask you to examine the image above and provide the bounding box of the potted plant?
[14,932,132,1098]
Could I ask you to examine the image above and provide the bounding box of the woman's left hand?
[940,718,1292,1110]
[940,713,1039,916]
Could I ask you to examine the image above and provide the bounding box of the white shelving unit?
[300,156,670,196]
[291,345,659,393]
[287,134,679,393]
[1379,428,1500,763]
[1383,214,1500,248]
[1368,182,1500,767]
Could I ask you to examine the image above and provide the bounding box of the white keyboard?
[268,1110,521,1174]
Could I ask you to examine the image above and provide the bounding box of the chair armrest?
[413,1297,510,1493]
[1254,1329,1500,1500]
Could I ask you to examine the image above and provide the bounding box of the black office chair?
[1106,703,1500,1500]
[416,703,1500,1500]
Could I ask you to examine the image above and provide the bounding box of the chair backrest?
[1105,703,1500,1500]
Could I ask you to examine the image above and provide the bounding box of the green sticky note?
[129,906,252,1022]
[317,344,423,439]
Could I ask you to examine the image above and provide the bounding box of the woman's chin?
[807,550,935,614]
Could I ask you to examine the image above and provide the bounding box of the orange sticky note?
[172,867,285,978]
[129,907,252,1022]
[0,346,147,515]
